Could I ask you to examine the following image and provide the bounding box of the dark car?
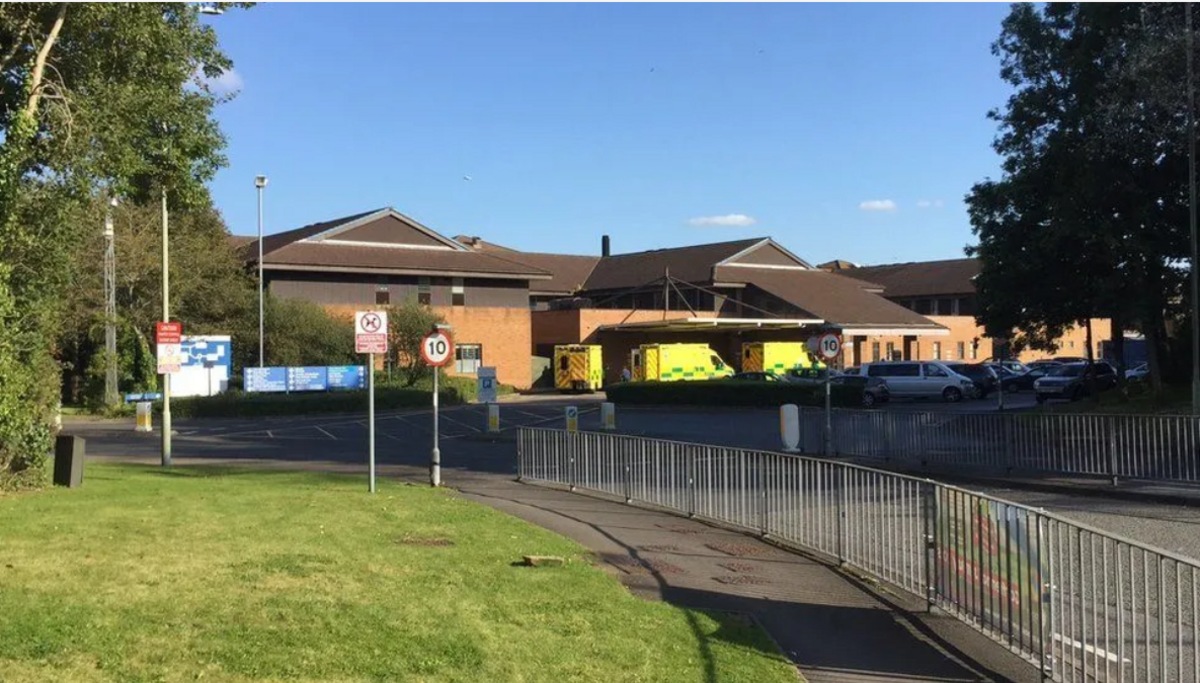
[729,371,787,382]
[943,362,998,398]
[1013,361,1063,391]
[831,373,890,408]
[1034,361,1118,403]
[985,363,1026,393]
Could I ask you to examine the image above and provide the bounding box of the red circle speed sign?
[420,330,454,367]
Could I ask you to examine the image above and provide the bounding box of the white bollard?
[565,405,579,433]
[601,402,616,431]
[487,403,500,433]
[780,403,800,453]
[135,401,153,433]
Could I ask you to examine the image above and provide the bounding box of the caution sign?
[355,311,389,354]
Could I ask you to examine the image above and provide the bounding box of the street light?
[255,175,267,369]
[1188,3,1199,415]
[103,197,118,408]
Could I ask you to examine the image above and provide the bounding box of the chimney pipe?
[601,234,611,257]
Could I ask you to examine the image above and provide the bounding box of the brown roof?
[486,251,600,295]
[453,235,521,254]
[263,242,550,279]
[817,259,858,271]
[229,234,255,248]
[841,258,980,298]
[582,238,765,291]
[715,266,943,329]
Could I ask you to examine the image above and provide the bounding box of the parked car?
[985,364,1027,393]
[984,359,1031,376]
[849,361,976,403]
[1052,356,1088,364]
[943,362,998,398]
[729,371,787,383]
[1034,361,1119,403]
[1125,362,1149,382]
[786,368,889,408]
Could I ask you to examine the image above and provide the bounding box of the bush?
[606,380,862,408]
[165,386,467,419]
[256,297,357,369]
[379,371,515,404]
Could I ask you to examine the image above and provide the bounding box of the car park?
[849,361,977,403]
[943,362,998,398]
[1034,361,1119,403]
[986,363,1026,393]
[787,368,890,408]
[729,371,787,383]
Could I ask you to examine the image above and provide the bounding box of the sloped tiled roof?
[714,266,943,329]
[842,258,980,298]
[582,238,765,291]
[487,252,601,295]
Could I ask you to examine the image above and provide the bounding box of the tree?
[386,298,445,387]
[0,4,245,487]
[256,297,357,370]
[966,4,1192,394]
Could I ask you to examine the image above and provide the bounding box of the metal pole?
[103,203,117,407]
[1188,2,1200,415]
[824,369,833,457]
[161,187,172,467]
[368,352,375,493]
[997,343,1005,412]
[256,180,265,368]
[431,367,441,487]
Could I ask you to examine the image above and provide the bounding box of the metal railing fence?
[797,409,1200,485]
[518,427,1200,683]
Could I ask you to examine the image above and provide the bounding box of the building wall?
[325,304,533,389]
[843,316,1114,367]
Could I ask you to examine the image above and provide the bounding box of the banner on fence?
[935,488,1048,648]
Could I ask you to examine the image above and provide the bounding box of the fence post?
[516,428,525,481]
[687,447,696,518]
[923,481,937,613]
[883,411,894,462]
[757,452,767,536]
[1107,416,1119,487]
[568,432,577,492]
[623,441,633,504]
[835,464,846,566]
[1004,413,1016,475]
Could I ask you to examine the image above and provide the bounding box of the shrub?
[258,297,357,369]
[605,380,862,408]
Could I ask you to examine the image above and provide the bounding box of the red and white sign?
[156,321,182,345]
[156,343,182,374]
[810,333,842,361]
[355,311,389,354]
[420,330,454,367]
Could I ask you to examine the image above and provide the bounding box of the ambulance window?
[559,357,569,371]
[711,355,724,369]
[743,348,750,359]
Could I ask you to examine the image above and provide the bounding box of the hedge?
[605,380,863,408]
[164,386,466,419]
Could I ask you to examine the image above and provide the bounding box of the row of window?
[870,340,979,362]
[374,277,467,306]
[899,297,976,316]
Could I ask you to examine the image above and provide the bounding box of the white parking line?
[315,426,338,440]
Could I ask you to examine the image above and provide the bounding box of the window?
[867,365,891,377]
[970,342,978,360]
[951,298,961,316]
[932,342,941,360]
[375,288,390,306]
[956,341,965,360]
[871,342,881,362]
[885,342,896,360]
[924,364,948,378]
[455,344,482,374]
[452,278,465,306]
[930,299,940,315]
[938,298,954,316]
[914,299,932,315]
[892,363,920,377]
[1068,340,1075,349]
[418,277,431,305]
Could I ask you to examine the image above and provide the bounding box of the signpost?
[565,405,579,432]
[355,311,388,493]
[155,321,183,375]
[155,321,182,466]
[809,333,842,457]
[421,327,454,487]
[477,366,497,404]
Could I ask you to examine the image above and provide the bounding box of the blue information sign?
[245,367,288,393]
[287,366,329,392]
[123,392,164,403]
[327,365,366,391]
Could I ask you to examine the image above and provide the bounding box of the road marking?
[315,426,338,440]
[1052,633,1130,664]
[267,430,274,439]
[439,412,482,433]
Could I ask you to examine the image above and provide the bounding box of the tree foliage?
[257,297,357,370]
[386,298,446,387]
[966,3,1194,391]
[0,3,246,488]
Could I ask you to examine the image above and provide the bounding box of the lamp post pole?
[1187,3,1200,415]
[161,187,172,466]
[103,198,118,408]
[255,175,268,368]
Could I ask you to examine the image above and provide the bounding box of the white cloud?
[687,213,758,227]
[191,66,243,96]
[859,199,897,212]
[917,199,945,209]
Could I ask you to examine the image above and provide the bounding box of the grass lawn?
[0,465,796,682]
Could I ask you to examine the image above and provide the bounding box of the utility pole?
[103,198,118,408]
[255,175,268,368]
[161,187,172,466]
[1188,2,1200,415]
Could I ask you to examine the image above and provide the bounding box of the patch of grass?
[0,465,795,682]
[1042,383,1192,415]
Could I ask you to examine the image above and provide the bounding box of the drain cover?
[705,542,772,557]
[713,574,772,586]
[638,544,682,553]
[717,561,758,573]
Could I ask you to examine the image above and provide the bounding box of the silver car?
[852,361,977,402]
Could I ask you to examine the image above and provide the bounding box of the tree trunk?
[1144,312,1164,395]
[1085,318,1097,403]
[1110,309,1126,397]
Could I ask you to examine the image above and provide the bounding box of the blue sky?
[206,3,1014,266]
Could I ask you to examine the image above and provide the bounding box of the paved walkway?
[452,472,1038,683]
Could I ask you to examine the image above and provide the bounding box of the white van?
[850,361,977,403]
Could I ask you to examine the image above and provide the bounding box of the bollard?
[487,403,500,433]
[600,402,616,431]
[565,405,579,433]
[780,404,800,453]
[135,401,153,432]
[53,435,85,488]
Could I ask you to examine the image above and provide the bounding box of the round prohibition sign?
[359,312,384,334]
[817,334,842,360]
[421,330,454,367]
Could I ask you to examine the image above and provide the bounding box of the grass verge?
[0,465,796,682]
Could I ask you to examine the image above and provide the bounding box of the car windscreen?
[1051,364,1085,377]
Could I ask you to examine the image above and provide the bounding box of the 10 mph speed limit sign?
[811,333,842,360]
[421,330,454,367]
